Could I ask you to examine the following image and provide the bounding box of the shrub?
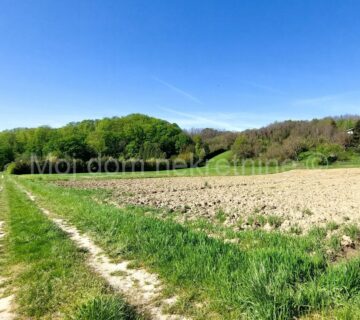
[8,159,87,174]
[350,120,360,151]
[73,295,140,320]
[316,143,349,164]
[174,151,199,167]
[5,162,16,174]
[260,137,308,162]
[7,156,197,175]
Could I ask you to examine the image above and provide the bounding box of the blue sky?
[0,0,360,131]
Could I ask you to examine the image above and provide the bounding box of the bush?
[73,295,140,320]
[350,120,360,151]
[260,137,308,162]
[174,151,199,165]
[7,159,87,174]
[7,155,197,175]
[316,143,349,164]
[5,162,16,174]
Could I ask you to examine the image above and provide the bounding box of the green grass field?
[0,177,142,320]
[0,173,358,319]
[15,150,360,182]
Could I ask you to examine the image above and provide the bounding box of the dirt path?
[0,220,15,320]
[19,186,187,320]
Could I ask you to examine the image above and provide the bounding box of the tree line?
[1,113,359,173]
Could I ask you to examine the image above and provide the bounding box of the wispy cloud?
[242,80,285,95]
[158,107,241,130]
[294,91,359,106]
[157,107,287,131]
[153,77,203,104]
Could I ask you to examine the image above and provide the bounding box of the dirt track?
[0,220,15,320]
[19,186,187,320]
[58,168,360,232]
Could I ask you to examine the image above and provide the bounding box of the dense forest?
[0,114,197,172]
[1,113,360,173]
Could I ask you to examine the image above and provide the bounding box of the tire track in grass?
[0,195,16,320]
[17,183,188,320]
[0,176,15,320]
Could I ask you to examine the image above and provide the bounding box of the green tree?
[87,131,106,154]
[232,135,256,159]
[0,146,13,170]
[56,136,95,160]
[350,120,360,150]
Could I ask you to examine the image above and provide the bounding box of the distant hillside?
[231,115,360,164]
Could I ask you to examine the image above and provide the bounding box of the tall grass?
[1,179,142,319]
[18,178,360,319]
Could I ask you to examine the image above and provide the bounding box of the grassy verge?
[0,178,142,320]
[17,177,360,319]
[0,176,10,299]
[132,203,360,260]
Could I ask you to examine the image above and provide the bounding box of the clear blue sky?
[1,0,360,131]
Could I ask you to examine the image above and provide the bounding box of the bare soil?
[58,168,360,232]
